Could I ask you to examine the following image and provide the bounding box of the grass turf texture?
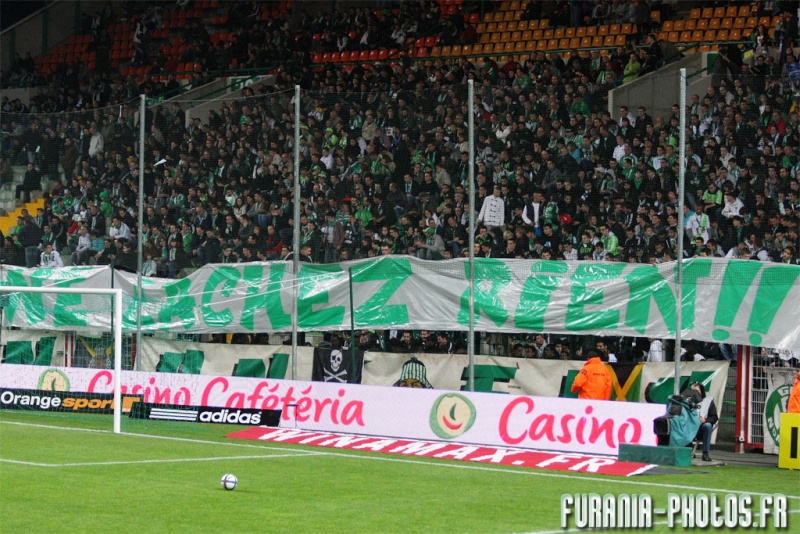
[1,410,798,533]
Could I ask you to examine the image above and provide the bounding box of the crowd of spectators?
[1,0,799,362]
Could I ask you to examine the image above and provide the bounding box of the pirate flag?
[312,347,364,384]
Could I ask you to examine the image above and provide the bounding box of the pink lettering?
[340,401,364,426]
[227,392,245,408]
[295,397,312,422]
[498,398,642,452]
[498,397,533,445]
[201,376,229,406]
[313,398,334,422]
[87,370,113,393]
[557,414,574,443]
[618,418,642,444]
[529,414,556,442]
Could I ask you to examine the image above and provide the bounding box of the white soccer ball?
[221,473,238,491]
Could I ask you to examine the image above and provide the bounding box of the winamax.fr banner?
[4,330,729,409]
[0,363,666,456]
[763,368,797,455]
[2,257,798,348]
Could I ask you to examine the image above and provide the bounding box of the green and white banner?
[1,257,799,348]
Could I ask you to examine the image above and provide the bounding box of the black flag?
[312,347,364,384]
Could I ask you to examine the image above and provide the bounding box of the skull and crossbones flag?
[312,347,364,384]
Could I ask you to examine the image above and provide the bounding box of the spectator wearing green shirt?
[599,224,619,256]
[701,182,723,214]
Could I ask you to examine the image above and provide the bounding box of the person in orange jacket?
[789,373,800,414]
[571,349,612,400]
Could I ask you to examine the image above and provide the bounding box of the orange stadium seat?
[701,8,713,18]
[716,29,729,41]
[738,5,751,17]
[713,7,725,18]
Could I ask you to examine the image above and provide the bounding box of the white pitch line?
[0,420,319,454]
[0,459,54,467]
[3,420,799,500]
[1,452,325,468]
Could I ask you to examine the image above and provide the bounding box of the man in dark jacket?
[16,163,41,203]
[691,381,719,462]
[20,216,43,267]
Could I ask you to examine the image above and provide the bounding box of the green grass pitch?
[1,410,798,533]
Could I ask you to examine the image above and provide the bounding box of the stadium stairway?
[0,197,46,236]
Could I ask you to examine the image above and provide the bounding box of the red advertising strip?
[228,427,656,477]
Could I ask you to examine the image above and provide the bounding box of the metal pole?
[291,85,301,379]
[467,79,475,392]
[136,94,145,371]
[674,68,687,395]
[113,288,123,434]
[348,266,356,383]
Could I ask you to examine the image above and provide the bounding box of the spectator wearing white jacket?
[39,243,64,268]
[477,184,505,231]
[686,204,711,243]
[721,193,744,219]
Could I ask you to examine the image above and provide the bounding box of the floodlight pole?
[291,85,301,379]
[136,94,145,371]
[467,79,475,392]
[674,68,687,395]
